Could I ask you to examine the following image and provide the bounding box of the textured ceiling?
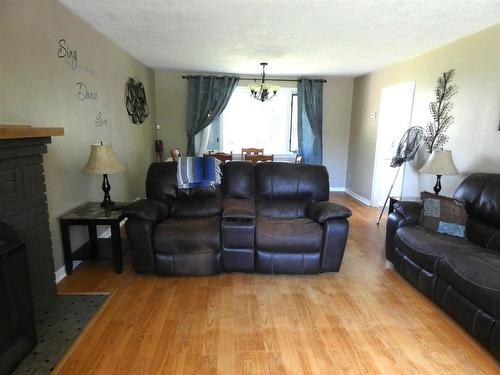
[59,0,500,76]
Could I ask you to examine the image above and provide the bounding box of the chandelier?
[249,62,279,102]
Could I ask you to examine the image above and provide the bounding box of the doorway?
[372,81,416,207]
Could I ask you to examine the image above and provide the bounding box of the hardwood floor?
[55,193,500,374]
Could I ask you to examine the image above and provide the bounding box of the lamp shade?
[82,143,126,174]
[419,150,459,176]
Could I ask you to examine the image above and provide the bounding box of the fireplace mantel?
[0,124,64,139]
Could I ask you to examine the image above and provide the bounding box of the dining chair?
[204,151,233,163]
[244,154,274,164]
[170,148,182,161]
[242,147,264,157]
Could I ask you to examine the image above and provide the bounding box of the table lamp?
[419,150,458,195]
[82,143,126,208]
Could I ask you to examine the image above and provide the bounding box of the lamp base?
[433,175,442,195]
[101,174,114,208]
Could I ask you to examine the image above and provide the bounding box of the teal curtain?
[298,79,323,165]
[186,76,239,155]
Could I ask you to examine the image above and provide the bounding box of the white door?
[372,82,416,207]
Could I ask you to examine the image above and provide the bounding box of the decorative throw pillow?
[419,191,468,238]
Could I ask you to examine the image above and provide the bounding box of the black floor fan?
[376,126,424,225]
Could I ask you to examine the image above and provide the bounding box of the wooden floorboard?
[55,193,500,374]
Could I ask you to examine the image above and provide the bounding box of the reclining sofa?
[386,173,500,359]
[124,161,352,276]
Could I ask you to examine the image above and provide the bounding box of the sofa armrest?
[125,218,156,273]
[321,218,349,272]
[306,201,352,223]
[122,199,169,223]
[393,201,421,224]
[385,201,421,262]
[222,198,256,220]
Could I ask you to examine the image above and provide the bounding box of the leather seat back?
[146,162,222,218]
[222,162,255,199]
[454,173,500,251]
[255,162,329,218]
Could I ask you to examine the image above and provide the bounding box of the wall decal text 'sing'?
[57,39,78,70]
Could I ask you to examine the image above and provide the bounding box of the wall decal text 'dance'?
[125,78,149,125]
[76,82,98,101]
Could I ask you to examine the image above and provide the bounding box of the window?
[213,86,298,154]
[289,93,298,152]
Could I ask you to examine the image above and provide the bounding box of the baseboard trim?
[329,187,345,192]
[55,261,82,284]
[345,188,372,206]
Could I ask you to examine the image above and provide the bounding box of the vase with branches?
[423,69,458,153]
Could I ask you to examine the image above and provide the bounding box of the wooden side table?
[59,202,126,275]
[388,196,421,214]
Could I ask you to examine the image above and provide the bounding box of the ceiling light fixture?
[249,62,279,102]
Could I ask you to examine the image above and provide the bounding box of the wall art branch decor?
[423,69,458,153]
[125,78,149,124]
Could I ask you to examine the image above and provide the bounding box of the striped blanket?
[176,156,222,189]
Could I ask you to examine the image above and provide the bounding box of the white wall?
[347,24,500,202]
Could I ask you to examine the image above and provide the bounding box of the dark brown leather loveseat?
[123,161,352,276]
[386,173,500,359]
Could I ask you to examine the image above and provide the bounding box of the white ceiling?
[59,0,500,76]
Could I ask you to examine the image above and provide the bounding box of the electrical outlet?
[370,112,376,119]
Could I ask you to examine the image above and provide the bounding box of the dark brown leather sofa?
[386,173,500,359]
[123,161,352,276]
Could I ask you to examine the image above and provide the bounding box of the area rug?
[13,293,108,374]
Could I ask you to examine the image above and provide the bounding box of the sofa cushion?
[438,246,500,318]
[154,216,220,255]
[419,192,467,238]
[146,162,222,218]
[256,217,323,253]
[454,173,500,229]
[169,192,222,218]
[467,219,500,253]
[255,162,329,218]
[395,225,467,272]
[222,162,255,199]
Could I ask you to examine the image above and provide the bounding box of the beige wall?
[155,71,353,188]
[155,71,189,154]
[0,0,156,270]
[323,78,353,188]
[347,24,500,202]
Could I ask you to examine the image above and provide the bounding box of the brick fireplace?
[0,125,64,319]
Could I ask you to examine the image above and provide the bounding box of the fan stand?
[374,125,424,226]
[376,166,402,225]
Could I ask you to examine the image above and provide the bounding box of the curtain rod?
[181,76,327,83]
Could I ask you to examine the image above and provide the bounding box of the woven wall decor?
[125,78,149,124]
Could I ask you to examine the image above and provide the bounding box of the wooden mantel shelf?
[0,125,64,140]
